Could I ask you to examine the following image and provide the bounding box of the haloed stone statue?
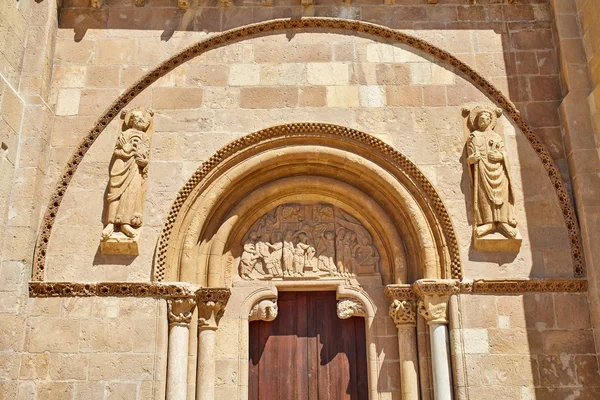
[464,106,521,251]
[100,108,154,255]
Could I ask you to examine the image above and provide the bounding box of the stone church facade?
[1,0,600,399]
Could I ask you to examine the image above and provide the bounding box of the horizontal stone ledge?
[385,278,588,300]
[29,281,230,301]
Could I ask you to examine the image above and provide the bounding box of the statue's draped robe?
[467,129,515,226]
[105,129,149,227]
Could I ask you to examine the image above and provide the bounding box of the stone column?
[418,295,453,400]
[389,299,420,400]
[196,298,226,400]
[166,298,196,400]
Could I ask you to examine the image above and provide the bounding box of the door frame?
[239,280,378,399]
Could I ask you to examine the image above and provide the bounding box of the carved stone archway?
[32,17,584,282]
[154,122,462,286]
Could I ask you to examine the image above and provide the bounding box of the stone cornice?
[385,278,588,300]
[29,281,231,301]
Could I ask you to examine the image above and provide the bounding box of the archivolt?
[155,123,460,284]
[31,17,584,281]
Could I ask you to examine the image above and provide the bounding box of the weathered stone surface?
[1,1,599,397]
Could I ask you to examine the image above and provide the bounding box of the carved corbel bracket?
[389,299,416,328]
[178,0,189,8]
[337,298,367,319]
[249,299,278,322]
[134,0,145,6]
[167,298,196,327]
[197,288,231,330]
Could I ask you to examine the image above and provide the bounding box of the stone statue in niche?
[100,108,154,255]
[463,106,521,251]
[238,203,380,280]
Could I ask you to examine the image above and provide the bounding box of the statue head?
[272,232,283,242]
[476,111,492,130]
[464,106,502,132]
[284,230,294,241]
[122,108,153,132]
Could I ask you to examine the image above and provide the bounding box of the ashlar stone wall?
[46,32,571,282]
[451,292,600,399]
[2,0,599,399]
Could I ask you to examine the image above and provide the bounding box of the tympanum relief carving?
[463,106,521,252]
[100,108,154,255]
[239,203,380,280]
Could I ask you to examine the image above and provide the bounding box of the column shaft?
[167,324,191,400]
[196,329,217,400]
[429,323,452,400]
[398,326,420,400]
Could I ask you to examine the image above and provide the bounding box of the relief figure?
[282,230,295,276]
[353,236,379,271]
[237,203,380,280]
[240,231,259,279]
[317,231,337,275]
[465,107,518,239]
[102,108,154,241]
[267,232,284,276]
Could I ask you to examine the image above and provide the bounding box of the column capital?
[418,295,450,325]
[196,288,230,330]
[167,298,196,327]
[389,299,417,328]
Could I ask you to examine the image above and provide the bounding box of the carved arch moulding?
[154,123,461,286]
[32,17,584,282]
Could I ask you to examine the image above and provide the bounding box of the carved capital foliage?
[196,288,230,330]
[167,298,196,326]
[418,295,450,325]
[389,299,416,328]
[337,298,367,319]
[197,301,225,330]
[249,299,278,322]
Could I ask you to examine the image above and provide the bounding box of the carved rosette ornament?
[238,202,380,281]
[337,299,367,319]
[167,298,196,327]
[100,107,154,255]
[249,299,278,322]
[418,296,449,325]
[389,299,416,328]
[463,106,522,252]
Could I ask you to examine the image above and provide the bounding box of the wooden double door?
[249,291,368,399]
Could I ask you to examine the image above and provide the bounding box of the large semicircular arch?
[156,122,459,284]
[31,17,584,281]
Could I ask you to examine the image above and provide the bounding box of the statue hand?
[467,154,480,165]
[488,151,503,162]
[135,153,148,166]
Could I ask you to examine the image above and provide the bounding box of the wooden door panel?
[249,291,368,400]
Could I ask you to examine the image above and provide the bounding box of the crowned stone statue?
[464,106,520,250]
